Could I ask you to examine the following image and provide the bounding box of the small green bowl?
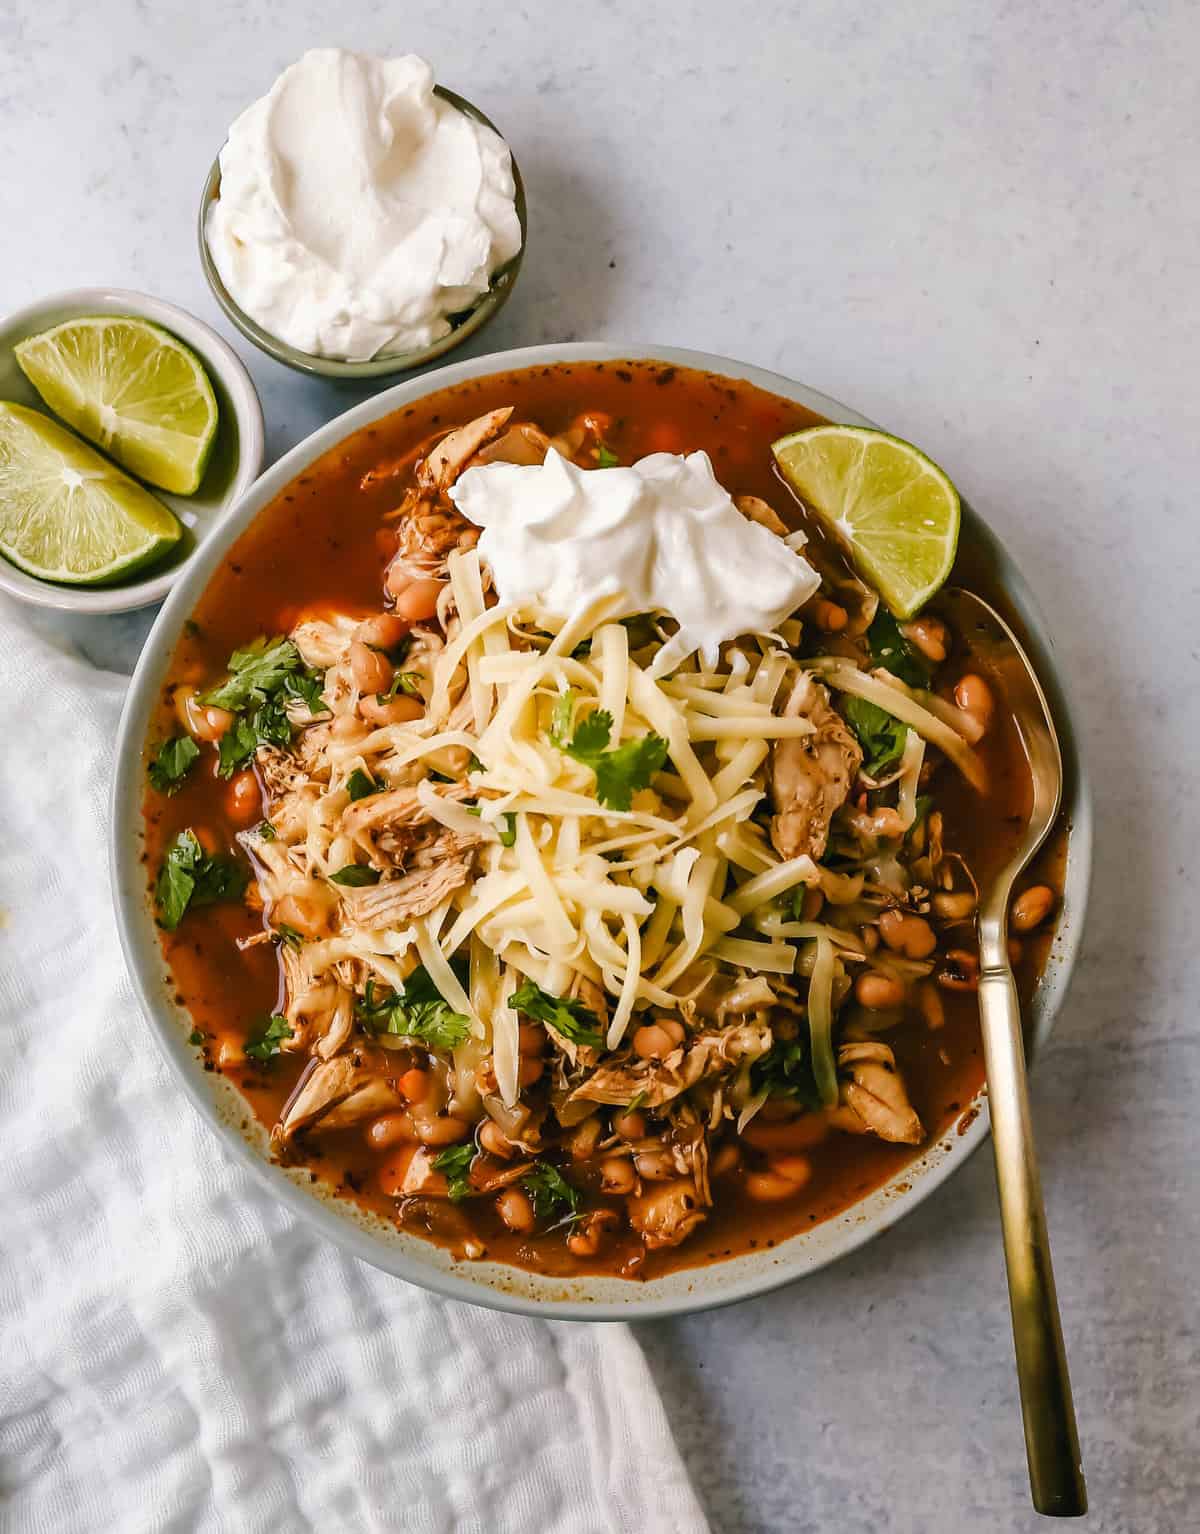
[197,86,527,381]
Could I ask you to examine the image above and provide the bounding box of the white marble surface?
[4,2,1197,1529]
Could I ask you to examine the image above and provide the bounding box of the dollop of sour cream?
[449,449,820,672]
[205,50,522,361]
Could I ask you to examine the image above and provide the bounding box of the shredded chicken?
[418,406,513,493]
[833,1041,923,1144]
[383,408,514,589]
[769,673,862,860]
[256,744,313,801]
[275,1056,402,1142]
[734,493,790,537]
[568,1022,772,1109]
[291,616,357,669]
[475,420,552,467]
[628,1181,707,1249]
[342,857,476,926]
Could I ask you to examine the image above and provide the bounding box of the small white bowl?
[0,287,264,615]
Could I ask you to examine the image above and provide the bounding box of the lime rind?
[0,401,181,585]
[15,316,218,495]
[772,424,960,618]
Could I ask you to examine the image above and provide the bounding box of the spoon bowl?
[938,588,1064,969]
[936,587,1085,1517]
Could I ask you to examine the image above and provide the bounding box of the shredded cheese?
[415,910,481,1036]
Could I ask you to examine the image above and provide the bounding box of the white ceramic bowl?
[110,343,1092,1319]
[0,287,265,614]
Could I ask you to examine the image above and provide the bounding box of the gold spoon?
[936,587,1086,1517]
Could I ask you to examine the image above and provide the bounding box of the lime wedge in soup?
[15,315,218,495]
[772,424,960,618]
[0,401,182,584]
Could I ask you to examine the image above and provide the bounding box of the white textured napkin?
[0,601,707,1534]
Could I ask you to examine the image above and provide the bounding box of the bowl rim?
[0,285,265,615]
[109,341,1093,1320]
[198,85,528,380]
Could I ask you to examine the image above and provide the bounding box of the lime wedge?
[15,316,218,495]
[772,425,960,618]
[0,402,182,585]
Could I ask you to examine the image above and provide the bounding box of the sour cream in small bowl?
[199,50,527,380]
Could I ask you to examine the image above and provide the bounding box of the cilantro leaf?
[867,611,930,688]
[377,670,424,702]
[842,694,907,778]
[215,715,259,778]
[750,1038,821,1110]
[523,1162,581,1221]
[199,636,325,778]
[155,830,247,931]
[595,444,619,468]
[591,735,669,811]
[257,820,277,841]
[356,965,472,1050]
[346,768,381,801]
[511,979,603,1049]
[148,735,200,794]
[549,689,669,811]
[274,923,304,949]
[328,864,382,887]
[200,636,307,711]
[433,1142,477,1202]
[245,1013,293,1062]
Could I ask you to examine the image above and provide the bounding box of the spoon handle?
[978,962,1087,1516]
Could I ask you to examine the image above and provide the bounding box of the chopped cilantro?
[199,636,325,779]
[215,699,290,778]
[510,979,603,1050]
[274,923,304,949]
[595,444,619,468]
[377,670,424,703]
[523,1162,581,1221]
[328,864,382,887]
[433,1142,477,1202]
[356,965,472,1050]
[842,694,908,778]
[257,820,277,841]
[750,1038,821,1109]
[867,611,930,688]
[188,1029,205,1047]
[346,768,380,801]
[549,689,668,811]
[201,636,306,711]
[147,735,200,794]
[155,830,247,931]
[244,1013,293,1062]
